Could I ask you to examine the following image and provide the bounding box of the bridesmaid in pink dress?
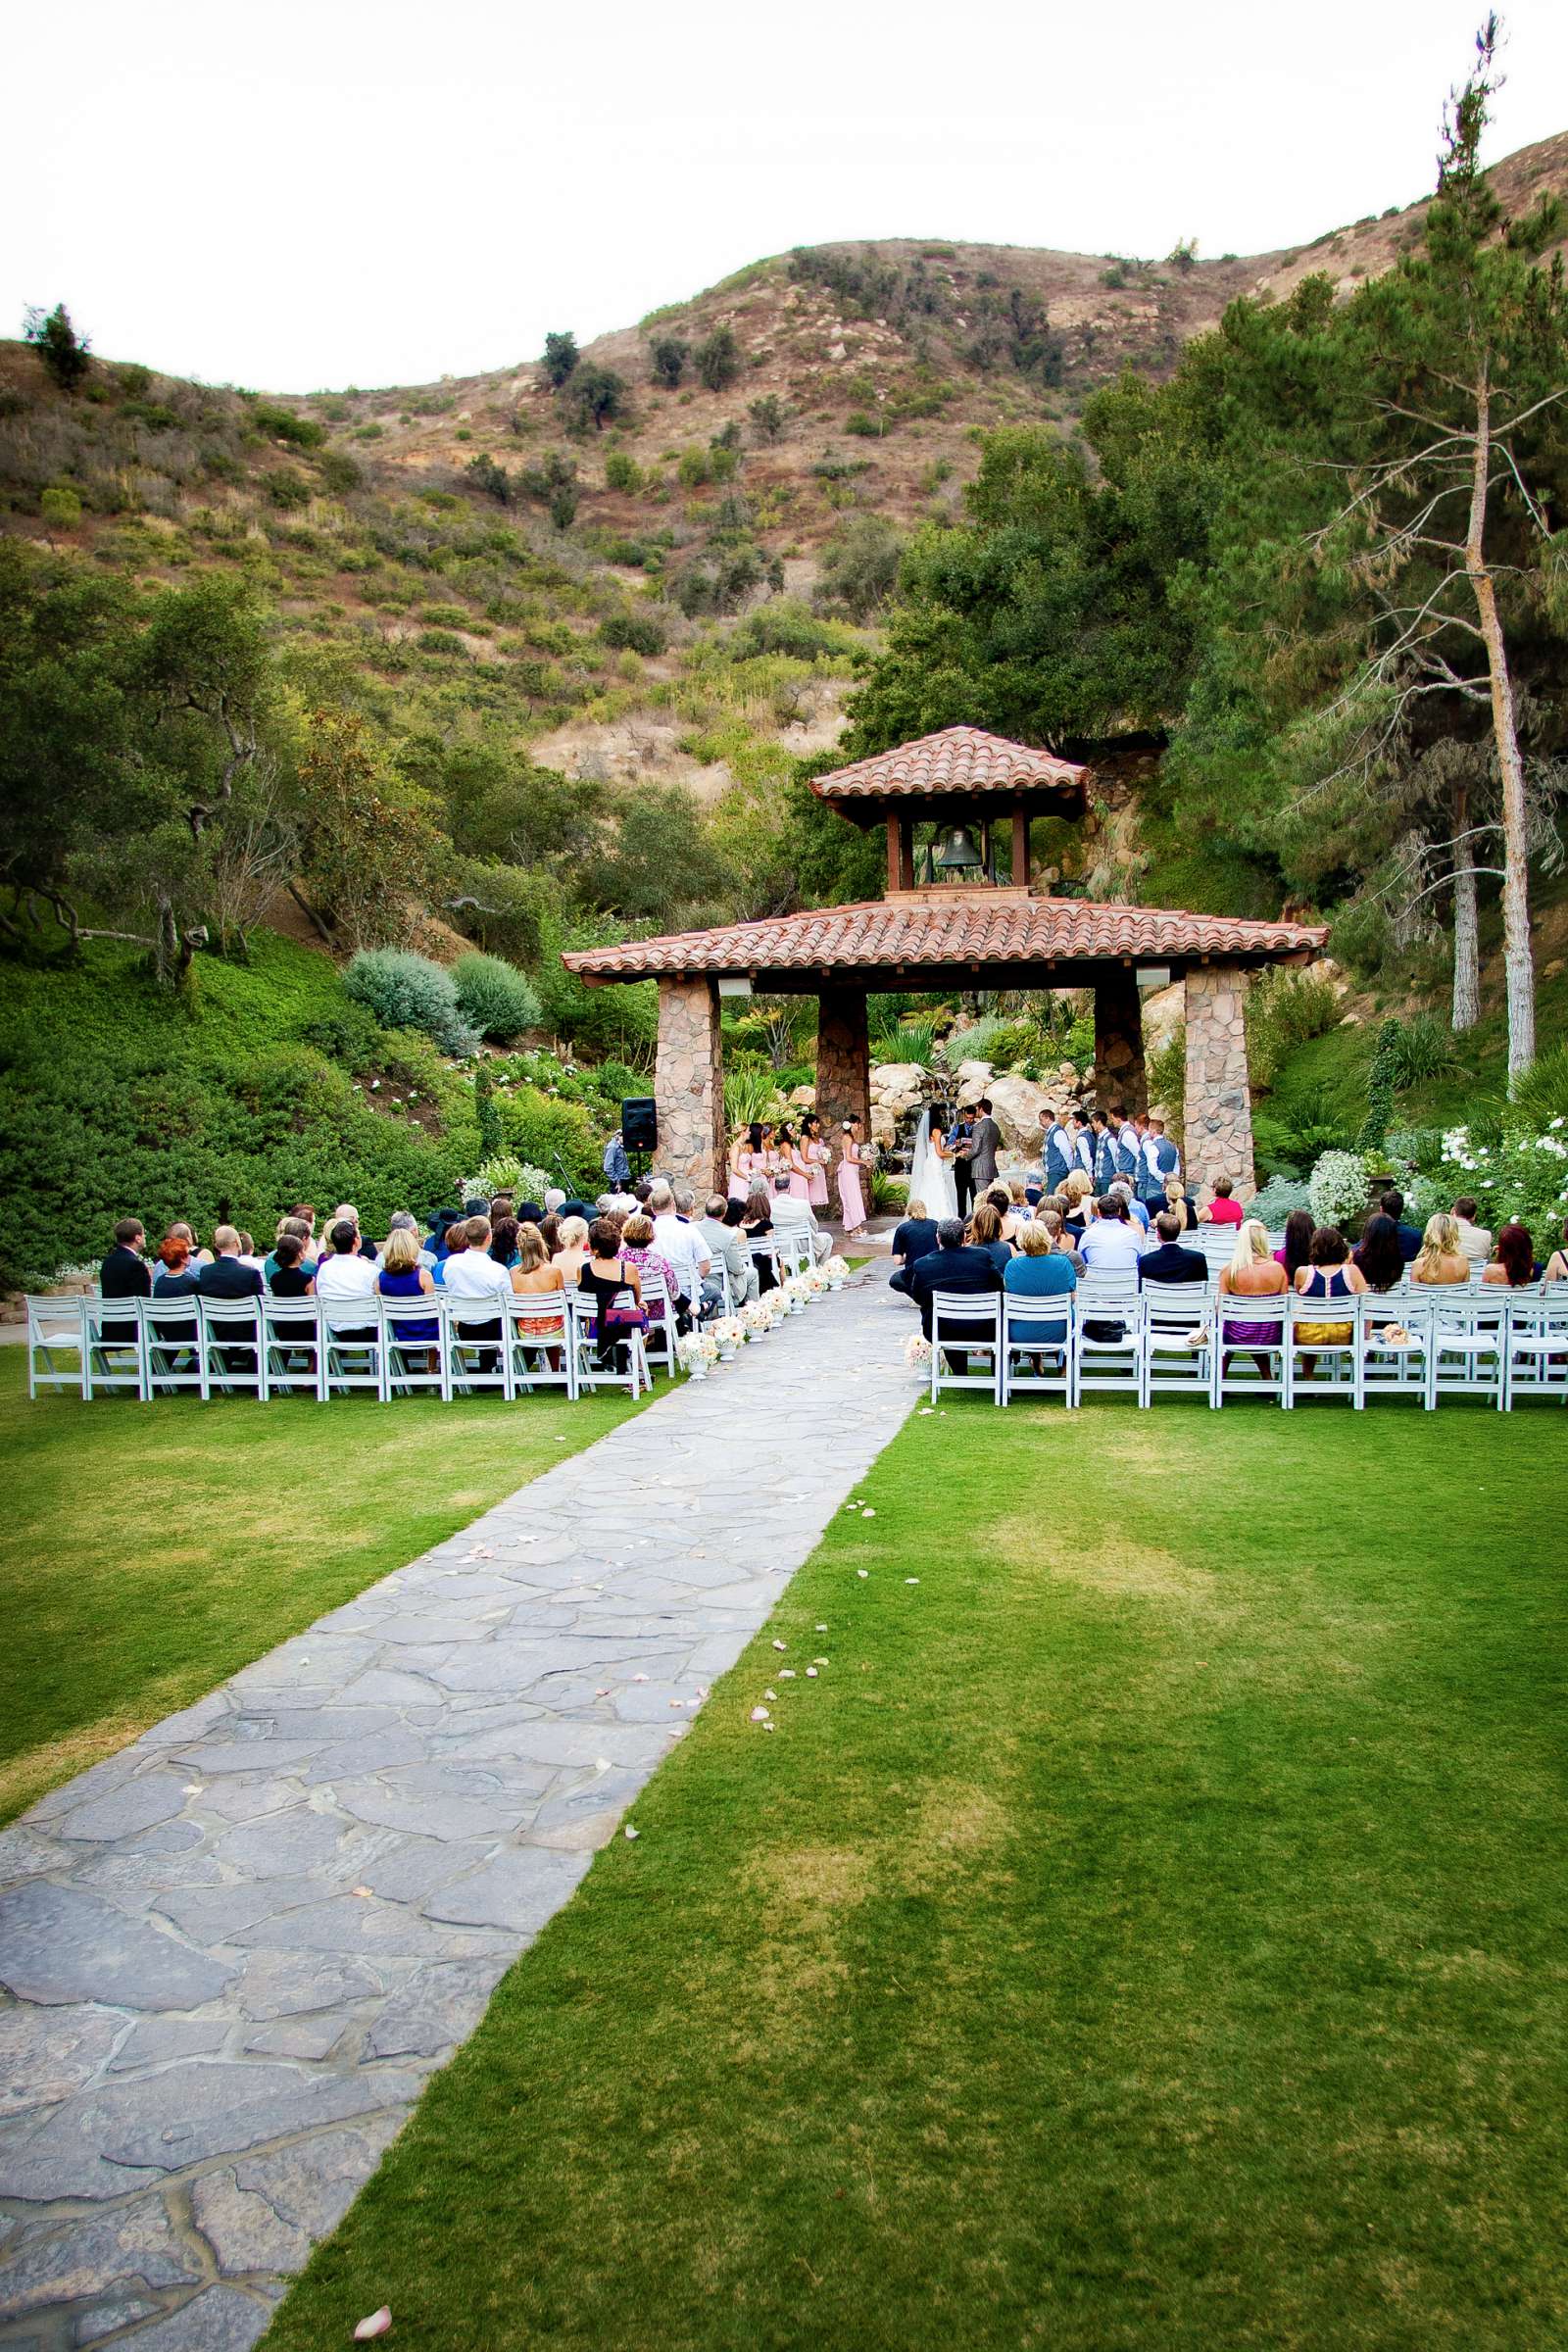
[776,1123,811,1201]
[837,1119,868,1237]
[801,1112,832,1210]
[728,1121,765,1202]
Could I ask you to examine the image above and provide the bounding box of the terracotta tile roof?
[563,897,1328,981]
[809,725,1088,803]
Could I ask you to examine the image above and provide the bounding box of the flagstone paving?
[0,1274,911,2349]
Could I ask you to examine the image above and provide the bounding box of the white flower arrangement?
[904,1332,934,1367]
[711,1315,746,1357]
[823,1255,850,1284]
[1308,1149,1372,1229]
[676,1329,719,1374]
[740,1298,774,1337]
[782,1273,812,1312]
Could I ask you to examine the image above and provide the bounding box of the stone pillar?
[1093,968,1148,1116]
[654,976,724,1197]
[1183,961,1254,1201]
[815,987,870,1139]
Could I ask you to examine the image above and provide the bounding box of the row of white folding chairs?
[24,1291,659,1404]
[927,1286,1568,1410]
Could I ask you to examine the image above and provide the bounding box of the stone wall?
[815,989,870,1141]
[1183,962,1254,1201]
[654,977,724,1196]
[1093,968,1148,1116]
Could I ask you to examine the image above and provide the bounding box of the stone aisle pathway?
[0,1273,913,2350]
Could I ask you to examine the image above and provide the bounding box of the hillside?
[4,130,1564,812]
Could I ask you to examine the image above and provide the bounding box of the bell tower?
[811,725,1088,903]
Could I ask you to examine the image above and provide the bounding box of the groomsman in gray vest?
[1040,1106,1072,1194]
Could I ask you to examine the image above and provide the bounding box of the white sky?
[7,0,1566,394]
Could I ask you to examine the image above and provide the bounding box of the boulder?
[950,1059,993,1106]
[986,1074,1054,1155]
[788,1083,815,1107]
[1141,983,1185,1052]
[869,1061,931,1115]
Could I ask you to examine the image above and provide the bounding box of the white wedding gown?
[909,1119,959,1222]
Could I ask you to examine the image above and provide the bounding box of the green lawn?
[269,1399,1568,2352]
[0,1351,642,1825]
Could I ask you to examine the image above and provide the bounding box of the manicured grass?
[0,1351,643,1825]
[269,1399,1568,2352]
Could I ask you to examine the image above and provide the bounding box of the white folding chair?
[1503,1294,1568,1406]
[775,1229,815,1280]
[749,1238,782,1295]
[1140,1282,1213,1406]
[638,1268,678,1379]
[506,1293,574,1398]
[1428,1293,1506,1409]
[145,1295,207,1398]
[929,1292,1004,1405]
[1357,1296,1435,1406]
[26,1294,86,1399]
[566,1291,649,1397]
[1211,1293,1290,1406]
[82,1293,149,1401]
[197,1297,264,1397]
[999,1293,1072,1406]
[320,1295,383,1397]
[380,1295,449,1400]
[447,1296,513,1397]
[1284,1288,1362,1408]
[1072,1279,1143,1403]
[260,1298,325,1401]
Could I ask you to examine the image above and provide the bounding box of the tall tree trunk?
[1450,777,1481,1033]
[1464,366,1536,1076]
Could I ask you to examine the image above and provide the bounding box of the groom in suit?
[949,1104,975,1218]
[959,1099,1002,1201]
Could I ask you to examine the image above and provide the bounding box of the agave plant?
[723,1065,779,1129]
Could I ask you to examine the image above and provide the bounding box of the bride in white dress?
[908,1102,959,1224]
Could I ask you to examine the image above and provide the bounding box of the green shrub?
[1357,1018,1402,1151]
[677,447,712,489]
[40,485,82,533]
[1245,966,1342,1093]
[253,402,325,450]
[266,469,312,511]
[498,1089,599,1192]
[604,449,642,493]
[343,949,470,1050]
[317,451,363,495]
[845,411,881,437]
[452,953,541,1042]
[1146,1024,1186,1128]
[1385,1011,1461,1089]
[600,608,665,656]
[415,627,466,656]
[694,327,740,392]
[1507,1041,1568,1129]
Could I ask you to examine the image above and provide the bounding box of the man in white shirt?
[315,1220,378,1299]
[1451,1197,1493,1268]
[1079,1197,1148,1272]
[649,1182,711,1318]
[439,1214,513,1369]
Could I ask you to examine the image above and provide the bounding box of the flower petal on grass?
[750,1706,770,1722]
[354,2310,392,2341]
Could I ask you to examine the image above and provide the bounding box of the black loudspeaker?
[621,1098,658,1152]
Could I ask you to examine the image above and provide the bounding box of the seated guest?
[441,1214,513,1368]
[315,1218,379,1302]
[1004,1221,1076,1346]
[1004,1176,1034,1231]
[1218,1219,1289,1377]
[1545,1218,1568,1284]
[1080,1196,1147,1273]
[1060,1169,1095,1240]
[164,1221,213,1266]
[1352,1212,1405,1295]
[489,1192,515,1225]
[489,1215,521,1272]
[1411,1213,1471,1287]
[1138,1210,1207,1286]
[196,1225,265,1299]
[1482,1221,1541,1288]
[906,1216,1004,1371]
[1381,1190,1424,1263]
[234,1231,266,1272]
[1109,1180,1151,1234]
[1275,1207,1315,1286]
[100,1218,151,1342]
[379,1209,434,1271]
[425,1205,466,1259]
[1036,1207,1086,1278]
[741,1188,779,1294]
[698,1193,751,1310]
[712,1199,761,1301]
[890,1197,939,1296]
[544,1187,568,1217]
[649,1181,710,1315]
[769,1177,832,1264]
[511,1225,568,1364]
[152,1234,202,1298]
[578,1216,647,1368]
[966,1200,1013,1276]
[618,1212,681,1318]
[1452,1196,1494,1269]
[329,1203,377,1262]
[557,1195,598,1223]
[266,1215,317,1285]
[377,1224,439,1353]
[268,1233,315,1298]
[551,1215,592,1289]
[1294,1225,1367,1377]
[1162,1175,1197,1231]
[1199,1178,1245,1227]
